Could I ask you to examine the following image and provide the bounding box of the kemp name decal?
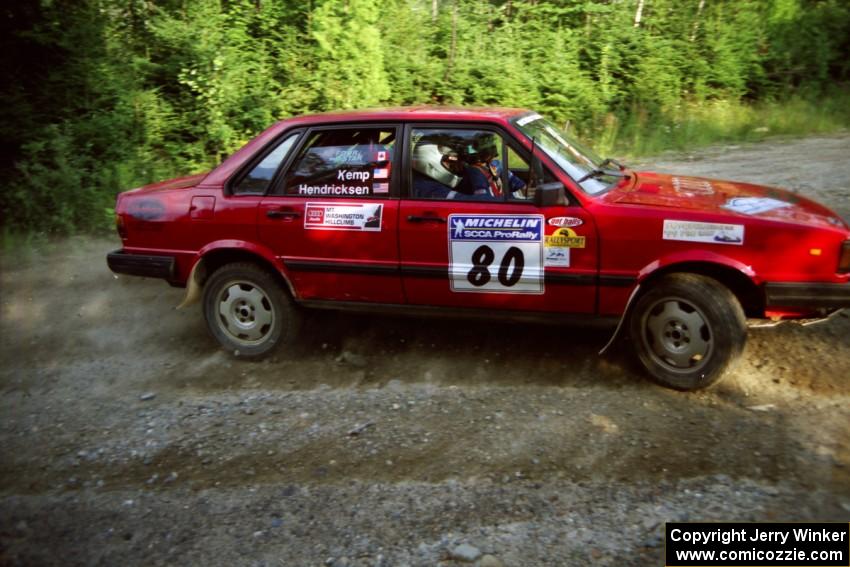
[297,169,373,196]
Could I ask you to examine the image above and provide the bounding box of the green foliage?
[1,0,849,234]
[312,0,391,108]
[596,91,850,158]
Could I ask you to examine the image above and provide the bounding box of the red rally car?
[107,107,850,390]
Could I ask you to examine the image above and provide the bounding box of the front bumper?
[107,250,175,280]
[764,282,850,309]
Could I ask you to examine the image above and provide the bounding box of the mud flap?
[176,260,205,310]
[598,283,641,355]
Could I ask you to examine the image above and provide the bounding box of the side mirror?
[534,181,566,207]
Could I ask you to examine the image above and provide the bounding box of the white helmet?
[411,144,461,188]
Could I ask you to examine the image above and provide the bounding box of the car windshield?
[513,113,620,195]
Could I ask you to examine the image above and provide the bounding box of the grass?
[592,91,850,158]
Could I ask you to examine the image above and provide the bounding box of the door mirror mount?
[534,181,566,207]
[529,154,544,189]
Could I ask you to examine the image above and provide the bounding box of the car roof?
[278,106,531,127]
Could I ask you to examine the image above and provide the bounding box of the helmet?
[465,134,499,164]
[412,143,462,188]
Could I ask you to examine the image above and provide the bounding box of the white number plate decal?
[448,214,544,294]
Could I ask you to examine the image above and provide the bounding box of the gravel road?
[2,135,849,566]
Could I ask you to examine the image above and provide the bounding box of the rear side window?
[232,133,300,195]
[278,127,396,197]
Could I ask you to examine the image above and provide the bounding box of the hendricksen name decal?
[297,169,375,196]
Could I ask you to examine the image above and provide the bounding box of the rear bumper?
[107,250,175,280]
[764,282,850,309]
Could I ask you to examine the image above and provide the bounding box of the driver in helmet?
[412,142,494,200]
[458,134,527,199]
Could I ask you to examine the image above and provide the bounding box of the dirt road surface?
[2,135,849,566]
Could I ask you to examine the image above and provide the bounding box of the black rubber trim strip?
[598,275,638,287]
[285,260,399,276]
[764,282,850,309]
[544,273,596,285]
[298,297,620,327]
[400,265,446,279]
[285,259,638,288]
[107,250,175,280]
[404,268,601,285]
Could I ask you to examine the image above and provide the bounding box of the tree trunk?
[444,0,458,81]
[690,0,705,41]
[634,0,645,28]
[432,0,438,23]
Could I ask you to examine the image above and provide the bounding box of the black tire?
[628,273,746,390]
[202,262,299,358]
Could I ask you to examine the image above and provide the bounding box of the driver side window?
[409,128,514,201]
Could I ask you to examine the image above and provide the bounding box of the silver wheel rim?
[215,280,275,347]
[642,296,712,373]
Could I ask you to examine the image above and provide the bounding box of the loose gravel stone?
[449,543,482,562]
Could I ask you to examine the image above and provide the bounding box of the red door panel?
[399,200,597,313]
[258,197,403,303]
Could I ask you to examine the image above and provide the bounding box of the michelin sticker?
[304,203,383,232]
[448,214,544,294]
[663,219,744,245]
[721,197,791,216]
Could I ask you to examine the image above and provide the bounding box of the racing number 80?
[467,245,525,287]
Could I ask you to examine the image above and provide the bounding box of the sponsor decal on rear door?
[448,214,544,294]
[304,203,383,232]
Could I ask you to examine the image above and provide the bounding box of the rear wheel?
[203,262,299,358]
[629,273,746,390]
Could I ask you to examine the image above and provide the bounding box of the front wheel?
[629,273,746,390]
[202,262,299,358]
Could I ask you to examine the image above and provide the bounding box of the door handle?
[407,215,446,224]
[266,210,300,219]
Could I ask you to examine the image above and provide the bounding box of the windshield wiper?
[577,167,629,184]
[598,157,626,170]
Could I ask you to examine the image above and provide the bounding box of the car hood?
[608,171,847,230]
[128,173,209,194]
